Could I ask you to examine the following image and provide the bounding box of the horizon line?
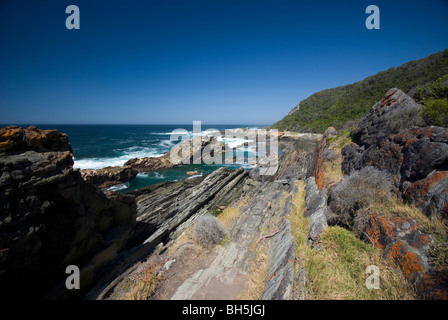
[0,123,272,126]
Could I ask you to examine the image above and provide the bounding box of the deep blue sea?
[22,124,267,193]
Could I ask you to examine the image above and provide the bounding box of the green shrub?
[422,99,448,127]
[415,74,448,102]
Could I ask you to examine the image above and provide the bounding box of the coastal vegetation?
[288,180,415,300]
[273,49,448,133]
[2,50,448,301]
[415,74,448,127]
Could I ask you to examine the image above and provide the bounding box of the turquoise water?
[24,124,267,193]
[111,163,245,193]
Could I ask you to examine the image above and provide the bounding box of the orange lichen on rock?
[364,213,397,249]
[413,126,439,138]
[412,234,432,249]
[0,139,16,150]
[386,241,424,280]
[0,126,21,151]
[364,213,422,248]
[363,212,434,282]
[0,125,71,153]
[404,171,448,207]
[378,89,399,109]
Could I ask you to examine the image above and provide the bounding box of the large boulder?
[342,89,448,219]
[339,89,448,299]
[351,88,425,148]
[403,170,448,218]
[0,126,137,299]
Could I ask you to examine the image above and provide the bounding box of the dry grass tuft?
[121,262,164,300]
[288,180,416,300]
[324,156,343,187]
[330,166,393,217]
[237,244,269,300]
[218,207,241,228]
[306,226,415,300]
[322,131,351,187]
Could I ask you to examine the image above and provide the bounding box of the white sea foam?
[74,157,128,170]
[187,174,203,180]
[158,139,174,148]
[151,132,175,135]
[216,136,254,149]
[136,172,149,178]
[74,128,262,170]
[73,148,164,170]
[136,171,165,179]
[107,182,130,192]
[154,172,165,179]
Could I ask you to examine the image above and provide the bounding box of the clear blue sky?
[0,0,447,125]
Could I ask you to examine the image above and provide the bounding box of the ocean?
[27,124,268,193]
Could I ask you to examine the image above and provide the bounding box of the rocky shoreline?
[79,130,239,190]
[1,89,447,299]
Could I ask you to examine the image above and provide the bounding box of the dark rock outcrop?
[339,88,448,299]
[135,167,249,248]
[403,170,448,218]
[0,126,137,299]
[81,165,138,188]
[123,153,174,172]
[86,166,250,299]
[351,88,425,148]
[357,212,432,282]
[355,211,448,299]
[342,89,448,219]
